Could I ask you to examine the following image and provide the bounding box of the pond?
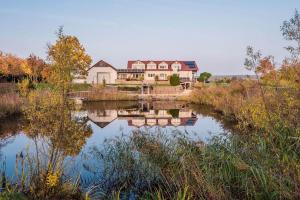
[0,100,234,196]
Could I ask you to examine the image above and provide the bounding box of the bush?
[18,79,33,97]
[169,74,180,86]
[117,86,140,91]
[197,72,212,82]
[197,72,212,83]
[167,109,179,118]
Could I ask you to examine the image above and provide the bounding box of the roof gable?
[88,60,117,71]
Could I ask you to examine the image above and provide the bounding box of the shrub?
[197,72,212,83]
[167,109,179,118]
[169,74,180,86]
[117,86,140,91]
[18,78,33,97]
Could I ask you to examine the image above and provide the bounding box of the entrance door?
[97,72,110,84]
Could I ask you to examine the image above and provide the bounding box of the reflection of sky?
[0,110,230,179]
[0,133,34,178]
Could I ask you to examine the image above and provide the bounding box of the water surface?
[0,101,232,180]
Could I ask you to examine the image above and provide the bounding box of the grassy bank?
[69,86,139,101]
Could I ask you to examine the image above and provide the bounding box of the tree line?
[0,52,49,82]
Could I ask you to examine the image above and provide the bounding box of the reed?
[84,125,299,199]
[189,63,300,132]
[0,92,22,118]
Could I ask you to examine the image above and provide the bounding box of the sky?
[0,0,300,75]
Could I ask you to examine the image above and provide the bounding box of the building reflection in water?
[85,101,198,128]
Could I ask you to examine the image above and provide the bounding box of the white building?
[86,60,117,84]
[126,60,198,82]
[82,60,198,84]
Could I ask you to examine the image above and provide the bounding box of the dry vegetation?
[189,62,300,131]
[0,83,22,119]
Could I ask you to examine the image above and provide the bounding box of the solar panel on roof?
[184,61,196,68]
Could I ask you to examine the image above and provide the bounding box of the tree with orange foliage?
[0,52,25,81]
[26,54,47,82]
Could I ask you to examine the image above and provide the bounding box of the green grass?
[70,83,91,91]
[33,82,91,91]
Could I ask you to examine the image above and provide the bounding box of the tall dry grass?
[83,124,300,199]
[0,92,22,118]
[190,65,300,131]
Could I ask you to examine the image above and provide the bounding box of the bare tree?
[281,9,300,58]
[244,46,272,123]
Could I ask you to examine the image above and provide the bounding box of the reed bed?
[0,92,22,118]
[83,124,300,199]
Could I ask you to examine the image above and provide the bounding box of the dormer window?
[132,60,145,70]
[171,61,181,71]
[147,61,157,69]
[158,62,168,69]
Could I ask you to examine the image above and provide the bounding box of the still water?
[0,101,232,185]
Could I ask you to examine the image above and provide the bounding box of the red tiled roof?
[127,60,198,72]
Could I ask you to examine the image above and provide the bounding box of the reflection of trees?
[24,91,92,156]
[18,90,92,199]
[0,117,23,162]
[167,109,179,118]
[190,104,238,132]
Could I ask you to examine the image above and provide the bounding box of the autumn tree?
[21,90,92,198]
[47,27,92,98]
[244,46,275,124]
[0,52,25,81]
[26,54,47,82]
[281,9,300,58]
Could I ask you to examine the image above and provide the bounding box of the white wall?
[86,67,117,84]
[144,71,193,81]
[73,78,86,84]
[171,62,181,71]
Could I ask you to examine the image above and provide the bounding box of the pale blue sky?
[0,0,299,74]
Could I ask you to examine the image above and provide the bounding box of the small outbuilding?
[86,60,117,84]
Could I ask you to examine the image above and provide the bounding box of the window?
[172,63,181,71]
[159,65,167,69]
[132,61,145,69]
[147,62,157,69]
[148,73,155,78]
[159,62,168,69]
[159,73,166,80]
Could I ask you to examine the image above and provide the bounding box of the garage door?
[97,72,110,84]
